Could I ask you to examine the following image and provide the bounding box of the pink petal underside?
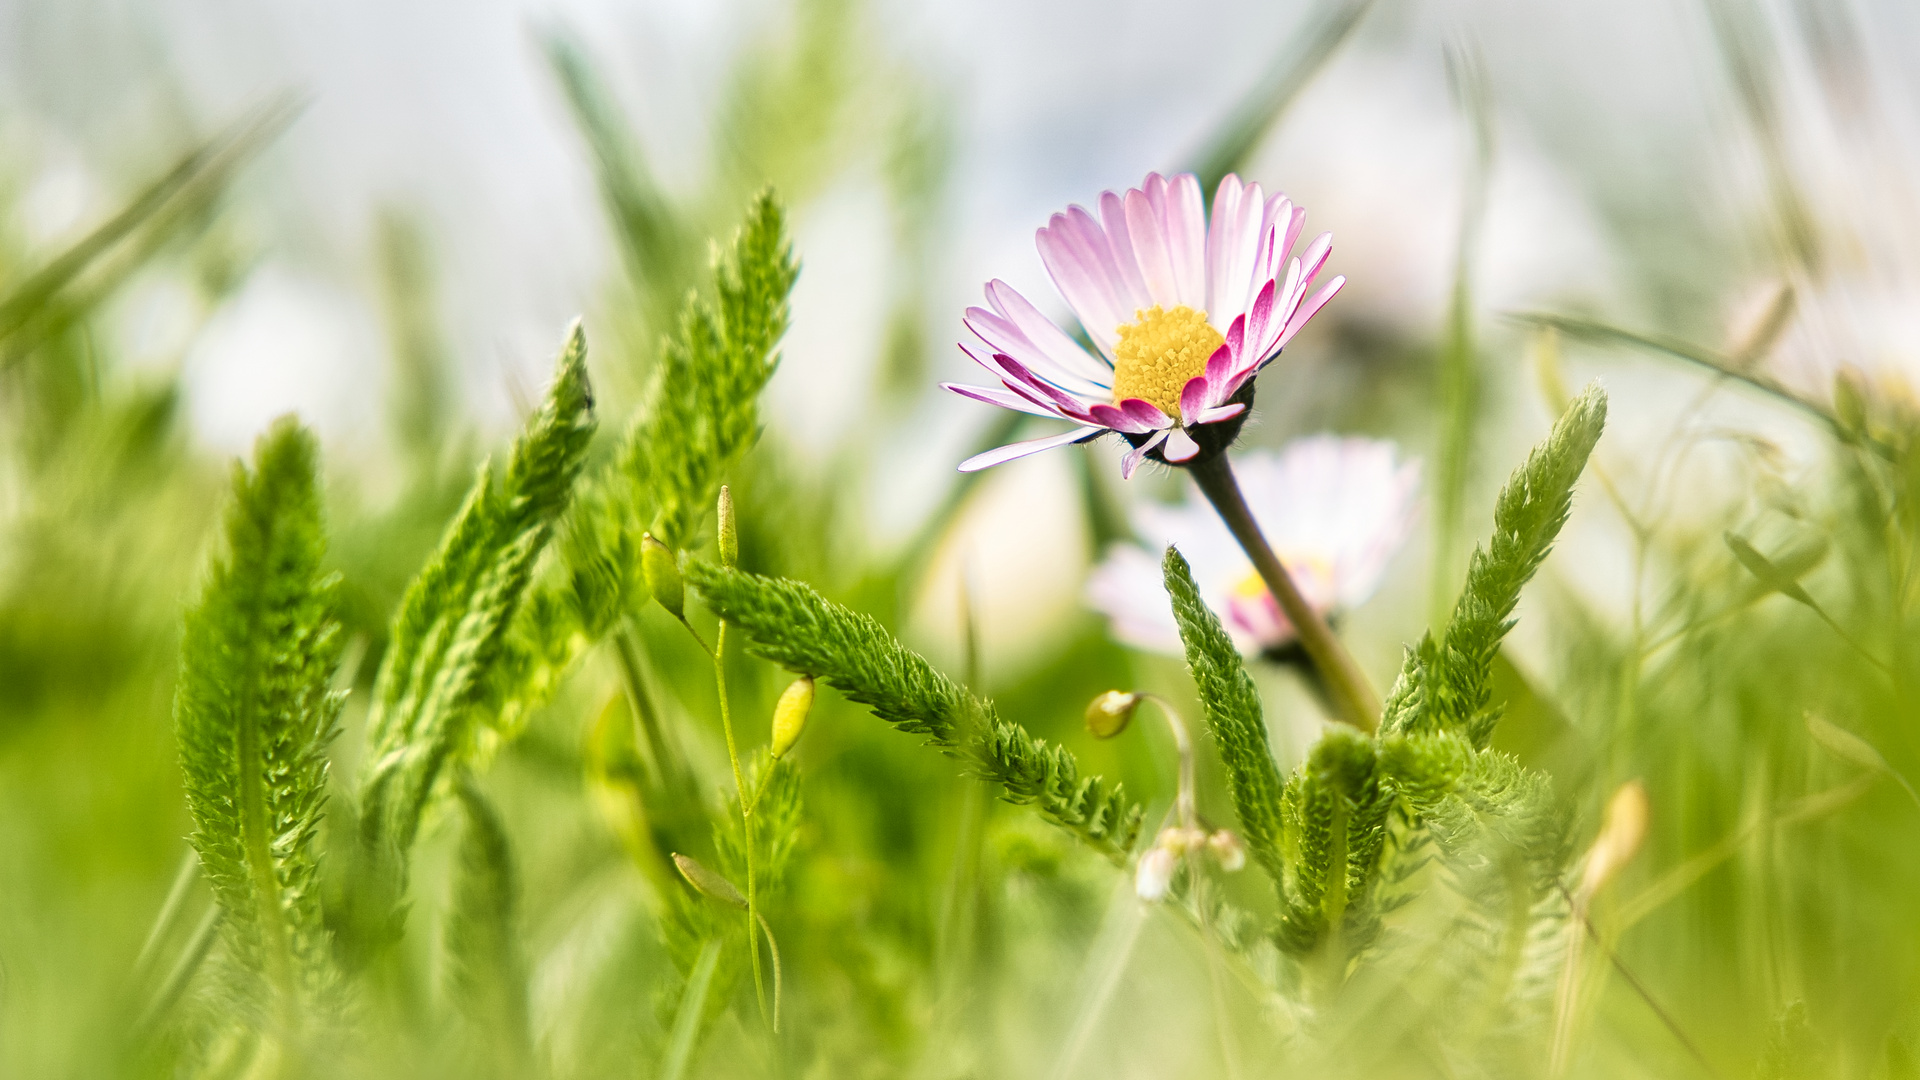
[959,425,1104,473]
[1124,186,1179,311]
[1275,274,1345,349]
[963,344,1075,415]
[942,382,1065,419]
[1089,402,1153,434]
[1120,429,1170,479]
[1281,233,1335,325]
[980,281,1114,389]
[1244,279,1276,364]
[1119,397,1173,429]
[1196,402,1247,424]
[991,352,1097,421]
[1179,376,1211,425]
[965,307,1107,399]
[1165,173,1207,307]
[1223,315,1246,364]
[1162,428,1201,463]
[1204,342,1234,391]
[1099,192,1153,319]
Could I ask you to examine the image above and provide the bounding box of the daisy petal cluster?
[945,172,1345,477]
[1087,437,1420,656]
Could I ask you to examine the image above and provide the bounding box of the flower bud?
[770,675,814,759]
[672,852,747,909]
[1135,846,1177,902]
[1084,690,1141,739]
[717,485,739,567]
[1207,830,1246,872]
[1157,825,1206,855]
[641,533,683,618]
[1578,780,1650,898]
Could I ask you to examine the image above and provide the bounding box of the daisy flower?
[945,171,1345,477]
[1086,437,1420,657]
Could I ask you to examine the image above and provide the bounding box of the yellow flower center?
[1110,305,1224,418]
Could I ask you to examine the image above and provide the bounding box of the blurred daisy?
[945,171,1345,477]
[1086,436,1419,657]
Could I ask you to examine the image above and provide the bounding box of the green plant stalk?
[613,624,680,795]
[713,620,768,1029]
[1188,453,1382,729]
[660,939,723,1080]
[235,667,293,1012]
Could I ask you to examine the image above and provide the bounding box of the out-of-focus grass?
[2,1,1919,1077]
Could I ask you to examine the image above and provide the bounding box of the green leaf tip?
[1385,383,1607,746]
[1163,545,1287,889]
[613,191,799,553]
[360,324,599,870]
[175,416,343,1007]
[687,561,1143,861]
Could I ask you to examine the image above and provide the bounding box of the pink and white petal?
[959,425,1103,473]
[1179,376,1211,426]
[1196,403,1247,424]
[1205,174,1246,312]
[1123,186,1181,311]
[1090,402,1154,434]
[1119,397,1174,430]
[985,280,1115,387]
[1162,428,1201,463]
[1165,173,1208,308]
[1205,343,1235,395]
[1210,181,1269,321]
[990,352,1099,420]
[1098,191,1154,316]
[1039,209,1136,352]
[1243,279,1277,365]
[1275,274,1346,349]
[942,382,1069,420]
[1121,430,1170,479]
[965,302,1109,397]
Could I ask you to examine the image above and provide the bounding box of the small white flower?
[1207,830,1247,873]
[1135,846,1178,902]
[1086,436,1420,657]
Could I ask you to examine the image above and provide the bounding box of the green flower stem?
[1188,452,1382,730]
[712,620,769,1029]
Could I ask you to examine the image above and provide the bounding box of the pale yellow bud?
[641,533,683,618]
[1085,690,1141,739]
[717,485,739,567]
[1578,780,1650,898]
[1135,846,1177,902]
[672,852,747,910]
[1156,825,1206,855]
[1208,830,1247,872]
[770,676,815,759]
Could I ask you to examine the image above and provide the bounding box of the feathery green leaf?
[1162,545,1287,889]
[613,191,798,554]
[175,418,343,1008]
[361,324,596,861]
[1388,383,1607,746]
[687,562,1144,861]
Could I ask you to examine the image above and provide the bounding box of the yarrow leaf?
[1386,383,1607,745]
[1162,546,1287,889]
[175,418,343,1009]
[360,324,597,864]
[687,562,1144,861]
